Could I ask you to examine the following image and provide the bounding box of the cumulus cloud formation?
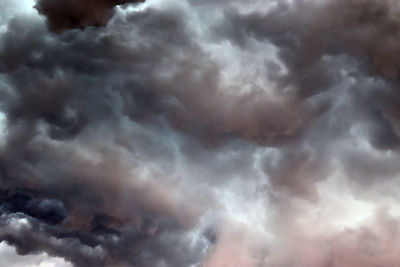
[0,241,72,267]
[1,0,400,266]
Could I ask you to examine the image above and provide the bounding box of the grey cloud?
[2,0,400,266]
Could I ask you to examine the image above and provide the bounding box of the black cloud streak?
[35,0,146,32]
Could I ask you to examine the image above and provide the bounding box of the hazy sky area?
[1,0,400,266]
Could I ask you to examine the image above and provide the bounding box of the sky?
[1,0,400,266]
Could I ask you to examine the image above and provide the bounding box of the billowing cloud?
[0,241,72,267]
[1,0,400,266]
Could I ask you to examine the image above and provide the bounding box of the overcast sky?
[1,0,400,266]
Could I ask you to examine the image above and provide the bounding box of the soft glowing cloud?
[0,241,72,267]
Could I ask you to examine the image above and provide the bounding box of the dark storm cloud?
[3,0,400,266]
[0,3,310,146]
[0,213,106,266]
[0,127,211,267]
[0,190,67,225]
[0,5,215,266]
[222,0,400,78]
[210,0,400,199]
[221,0,400,113]
[35,0,145,32]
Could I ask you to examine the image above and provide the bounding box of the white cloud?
[0,242,72,267]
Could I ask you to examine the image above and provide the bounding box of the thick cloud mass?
[35,0,145,32]
[2,0,400,266]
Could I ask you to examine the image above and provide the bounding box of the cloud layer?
[1,0,400,266]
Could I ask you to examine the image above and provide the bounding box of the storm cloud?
[1,0,400,266]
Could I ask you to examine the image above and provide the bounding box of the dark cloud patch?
[0,164,211,267]
[220,0,400,101]
[35,0,146,32]
[0,213,108,266]
[0,190,67,225]
[223,0,400,79]
[263,146,332,201]
[0,5,311,147]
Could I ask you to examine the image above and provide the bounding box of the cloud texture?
[1,0,400,266]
